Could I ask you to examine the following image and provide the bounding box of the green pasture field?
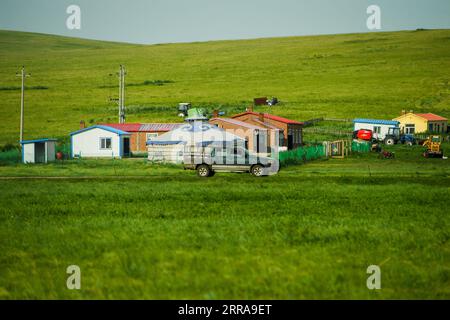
[0,145,449,299]
[0,29,450,144]
[0,29,449,300]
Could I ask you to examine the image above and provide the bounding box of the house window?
[405,124,415,134]
[100,137,112,150]
[290,128,301,144]
[373,126,381,134]
[146,133,158,141]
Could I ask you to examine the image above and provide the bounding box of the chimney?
[409,110,414,114]
[259,112,264,122]
[80,120,86,129]
[212,110,219,118]
[246,105,253,112]
[401,110,405,115]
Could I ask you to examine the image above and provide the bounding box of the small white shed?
[21,138,57,164]
[70,125,131,158]
[353,119,400,140]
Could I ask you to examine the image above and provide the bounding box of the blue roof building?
[70,125,131,158]
[21,138,58,164]
[353,118,400,141]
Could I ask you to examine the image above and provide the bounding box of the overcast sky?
[1,0,449,44]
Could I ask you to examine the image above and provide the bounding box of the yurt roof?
[147,122,244,146]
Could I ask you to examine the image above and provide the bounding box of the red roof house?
[231,111,303,149]
[415,113,448,121]
[100,123,182,153]
[393,112,448,134]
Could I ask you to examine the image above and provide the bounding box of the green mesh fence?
[279,144,326,165]
[0,149,21,163]
[351,140,371,153]
[56,143,71,157]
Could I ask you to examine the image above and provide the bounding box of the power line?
[16,66,31,143]
[107,65,127,123]
[119,65,127,124]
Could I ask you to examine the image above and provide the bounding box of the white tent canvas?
[147,121,245,163]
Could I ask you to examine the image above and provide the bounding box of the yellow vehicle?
[422,136,443,158]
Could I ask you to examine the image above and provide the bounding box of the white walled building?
[21,138,57,164]
[353,119,400,141]
[70,125,131,158]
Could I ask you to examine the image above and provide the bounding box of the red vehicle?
[353,129,373,141]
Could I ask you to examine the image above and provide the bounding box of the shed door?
[35,143,46,163]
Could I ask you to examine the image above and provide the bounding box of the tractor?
[422,136,443,158]
[383,127,416,146]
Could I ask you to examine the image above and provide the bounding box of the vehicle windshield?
[431,136,440,142]
[389,127,400,137]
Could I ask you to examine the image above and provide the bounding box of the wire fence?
[303,127,353,138]
[279,140,371,166]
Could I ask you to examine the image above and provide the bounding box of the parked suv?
[183,145,278,177]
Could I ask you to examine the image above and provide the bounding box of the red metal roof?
[415,113,448,121]
[232,111,303,125]
[210,117,265,130]
[101,123,142,132]
[101,123,182,132]
[139,123,182,131]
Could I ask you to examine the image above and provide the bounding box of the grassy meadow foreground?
[0,29,449,299]
[0,145,449,299]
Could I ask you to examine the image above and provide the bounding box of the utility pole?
[118,65,126,124]
[16,66,31,143]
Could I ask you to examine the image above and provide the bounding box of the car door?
[212,147,249,172]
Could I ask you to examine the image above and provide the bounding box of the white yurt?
[147,120,245,163]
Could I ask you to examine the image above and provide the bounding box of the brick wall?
[233,114,303,149]
[129,132,166,153]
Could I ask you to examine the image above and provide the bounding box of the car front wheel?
[197,164,211,177]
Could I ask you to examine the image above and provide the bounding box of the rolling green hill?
[0,29,449,144]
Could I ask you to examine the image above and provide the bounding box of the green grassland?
[0,29,450,144]
[0,145,449,299]
[1,30,450,299]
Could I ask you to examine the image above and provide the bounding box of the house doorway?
[123,137,130,157]
[288,135,294,150]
